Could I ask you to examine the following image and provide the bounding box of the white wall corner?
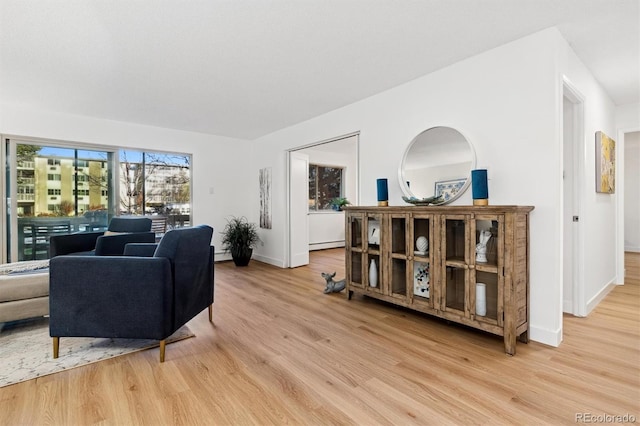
[562,299,573,315]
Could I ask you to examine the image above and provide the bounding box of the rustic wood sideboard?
[344,205,534,355]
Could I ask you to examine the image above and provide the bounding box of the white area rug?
[0,317,194,388]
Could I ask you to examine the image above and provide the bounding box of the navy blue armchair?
[49,217,155,257]
[49,225,214,362]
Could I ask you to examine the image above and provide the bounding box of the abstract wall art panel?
[595,131,615,194]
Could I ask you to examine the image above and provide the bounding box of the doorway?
[562,80,585,317]
[286,133,359,268]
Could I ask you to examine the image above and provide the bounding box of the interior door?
[289,151,309,267]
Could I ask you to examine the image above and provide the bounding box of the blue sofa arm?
[95,232,156,256]
[49,255,174,340]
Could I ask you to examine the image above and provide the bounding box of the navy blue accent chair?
[49,225,214,362]
[49,217,155,257]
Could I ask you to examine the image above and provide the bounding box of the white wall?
[250,28,618,348]
[556,31,618,315]
[624,132,640,252]
[0,103,254,260]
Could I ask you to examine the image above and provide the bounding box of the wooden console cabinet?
[345,205,534,355]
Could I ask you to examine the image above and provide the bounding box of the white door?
[562,96,575,314]
[562,81,585,317]
[289,151,309,267]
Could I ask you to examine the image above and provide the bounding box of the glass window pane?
[119,150,144,215]
[317,166,342,210]
[119,149,191,229]
[11,143,114,261]
[145,152,191,228]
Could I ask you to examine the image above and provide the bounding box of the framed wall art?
[595,131,615,194]
[259,167,272,228]
[434,178,466,202]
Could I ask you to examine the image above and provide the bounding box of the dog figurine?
[321,272,346,294]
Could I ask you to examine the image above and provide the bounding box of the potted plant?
[221,216,261,266]
[330,197,351,211]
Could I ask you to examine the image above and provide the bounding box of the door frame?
[285,132,360,268]
[562,77,586,317]
[616,126,639,282]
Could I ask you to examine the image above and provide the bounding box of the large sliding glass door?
[5,140,115,262]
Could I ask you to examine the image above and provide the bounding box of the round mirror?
[399,126,476,205]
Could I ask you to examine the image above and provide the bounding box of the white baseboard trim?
[213,252,285,268]
[310,241,345,251]
[586,279,616,315]
[213,252,232,263]
[624,246,640,253]
[252,253,285,268]
[529,325,562,348]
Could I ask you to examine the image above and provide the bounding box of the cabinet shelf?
[345,205,533,355]
[445,259,467,269]
[475,263,499,274]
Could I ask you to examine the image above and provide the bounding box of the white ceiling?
[1,0,638,140]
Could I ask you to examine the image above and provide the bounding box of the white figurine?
[415,236,428,255]
[476,230,492,263]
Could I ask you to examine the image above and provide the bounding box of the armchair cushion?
[94,231,155,256]
[107,217,152,233]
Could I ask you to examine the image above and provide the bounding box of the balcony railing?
[15,214,189,261]
[17,217,108,261]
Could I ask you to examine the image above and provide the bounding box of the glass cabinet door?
[410,214,433,308]
[389,214,408,300]
[364,213,383,294]
[442,215,469,316]
[471,214,504,325]
[347,213,364,289]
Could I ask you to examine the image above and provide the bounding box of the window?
[308,164,344,211]
[119,150,191,227]
[4,138,192,262]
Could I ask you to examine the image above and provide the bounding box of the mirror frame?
[398,126,476,205]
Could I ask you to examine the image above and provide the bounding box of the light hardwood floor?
[1,250,638,425]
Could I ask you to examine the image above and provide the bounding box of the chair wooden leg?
[159,340,166,363]
[53,337,59,359]
[208,304,213,322]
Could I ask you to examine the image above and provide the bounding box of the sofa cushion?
[0,271,49,303]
